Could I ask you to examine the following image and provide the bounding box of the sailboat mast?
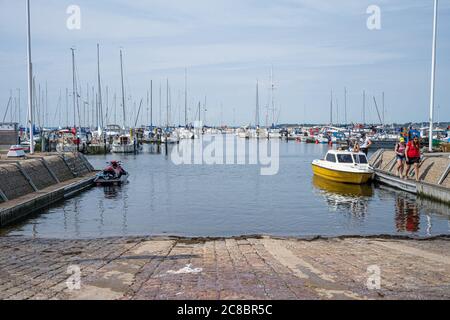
[344,87,347,125]
[45,81,48,127]
[120,49,126,129]
[71,48,76,131]
[97,44,103,129]
[65,88,68,127]
[146,90,149,125]
[362,90,366,124]
[166,78,169,129]
[330,89,333,125]
[105,86,109,125]
[204,96,206,126]
[256,80,260,127]
[150,80,153,129]
[270,66,275,126]
[184,68,188,127]
[113,93,117,124]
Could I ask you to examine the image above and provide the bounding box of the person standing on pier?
[405,136,421,182]
[359,133,372,156]
[395,137,407,179]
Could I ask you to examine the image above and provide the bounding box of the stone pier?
[0,153,96,226]
[370,150,450,203]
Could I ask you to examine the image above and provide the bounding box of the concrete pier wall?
[370,149,450,203]
[44,155,75,182]
[370,150,450,186]
[0,152,97,226]
[20,160,56,190]
[0,164,35,201]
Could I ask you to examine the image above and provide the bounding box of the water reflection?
[394,194,420,233]
[144,144,162,154]
[2,142,450,239]
[312,175,373,217]
[378,183,450,235]
[103,186,120,199]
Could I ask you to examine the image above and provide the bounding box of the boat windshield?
[325,153,337,163]
[353,154,368,164]
[336,154,354,164]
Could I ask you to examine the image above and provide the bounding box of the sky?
[0,0,449,127]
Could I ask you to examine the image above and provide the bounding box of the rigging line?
[2,96,12,123]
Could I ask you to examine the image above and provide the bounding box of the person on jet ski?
[110,160,126,178]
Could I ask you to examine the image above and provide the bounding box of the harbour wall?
[0,152,96,226]
[370,149,450,203]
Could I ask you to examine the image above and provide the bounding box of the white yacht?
[112,134,135,153]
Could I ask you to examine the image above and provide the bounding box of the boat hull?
[111,144,135,153]
[312,164,373,184]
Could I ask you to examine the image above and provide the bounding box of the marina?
[1,142,449,239]
[0,0,449,303]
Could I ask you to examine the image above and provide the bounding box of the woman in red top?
[405,136,421,181]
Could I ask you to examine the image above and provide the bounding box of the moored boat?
[6,145,26,158]
[112,134,135,153]
[312,150,374,184]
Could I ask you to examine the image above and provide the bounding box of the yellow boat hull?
[312,175,373,196]
[312,164,373,184]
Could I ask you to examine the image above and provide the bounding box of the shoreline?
[2,233,450,241]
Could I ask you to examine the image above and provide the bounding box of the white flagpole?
[428,0,438,152]
[26,0,34,154]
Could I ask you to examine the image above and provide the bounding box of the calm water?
[2,138,450,238]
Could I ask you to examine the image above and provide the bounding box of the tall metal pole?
[105,86,109,125]
[65,88,68,127]
[45,81,48,127]
[363,90,366,124]
[330,89,333,125]
[71,48,76,129]
[166,78,169,129]
[159,83,162,127]
[256,80,260,127]
[17,88,21,127]
[26,0,34,153]
[429,0,438,152]
[150,80,153,129]
[270,66,275,127]
[146,90,149,125]
[184,68,187,127]
[120,49,126,129]
[97,44,103,130]
[344,87,347,125]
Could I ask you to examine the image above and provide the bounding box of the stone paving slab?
[0,236,449,300]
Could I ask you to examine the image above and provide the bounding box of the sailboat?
[112,49,135,153]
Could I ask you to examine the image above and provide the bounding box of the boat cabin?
[118,135,131,145]
[324,150,368,165]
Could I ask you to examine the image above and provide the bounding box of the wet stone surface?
[0,236,449,300]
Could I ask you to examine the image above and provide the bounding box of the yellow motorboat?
[312,150,374,184]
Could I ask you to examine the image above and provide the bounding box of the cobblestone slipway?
[0,236,449,300]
